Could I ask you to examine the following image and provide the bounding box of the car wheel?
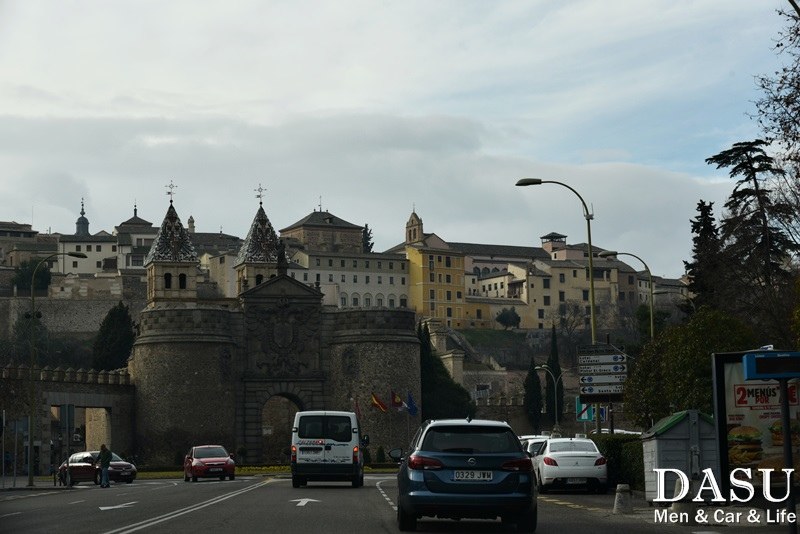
[351,474,363,488]
[192,474,198,482]
[184,472,190,482]
[536,473,547,494]
[397,502,417,532]
[94,472,100,485]
[596,483,608,494]
[219,475,225,481]
[516,506,537,532]
[229,474,235,481]
[125,479,133,484]
[292,475,301,488]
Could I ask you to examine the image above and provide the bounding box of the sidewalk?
[0,474,67,490]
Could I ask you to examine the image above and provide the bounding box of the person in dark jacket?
[98,444,112,488]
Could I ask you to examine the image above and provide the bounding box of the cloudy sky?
[0,1,789,278]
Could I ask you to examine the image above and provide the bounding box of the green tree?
[362,224,374,253]
[11,259,52,291]
[495,307,520,330]
[418,321,476,420]
[92,302,135,371]
[624,306,756,429]
[683,200,723,311]
[543,325,564,428]
[706,140,799,346]
[522,357,543,433]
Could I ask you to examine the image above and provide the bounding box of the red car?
[57,450,137,485]
[184,445,236,482]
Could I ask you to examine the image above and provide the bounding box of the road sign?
[580,385,624,395]
[578,364,627,374]
[575,397,606,422]
[579,374,627,385]
[578,354,627,365]
[743,351,800,380]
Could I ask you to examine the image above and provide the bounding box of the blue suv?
[389,418,537,532]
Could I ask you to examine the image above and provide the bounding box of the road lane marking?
[376,480,396,511]
[290,498,319,506]
[102,478,276,534]
[100,502,137,510]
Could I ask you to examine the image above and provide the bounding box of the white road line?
[375,480,397,511]
[102,479,276,534]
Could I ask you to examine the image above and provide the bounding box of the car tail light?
[291,445,297,463]
[407,454,443,470]
[543,456,558,466]
[353,445,359,464]
[501,457,532,472]
[595,457,607,466]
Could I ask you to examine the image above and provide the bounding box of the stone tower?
[405,210,423,244]
[234,200,281,294]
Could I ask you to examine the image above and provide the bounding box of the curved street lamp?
[598,250,654,340]
[516,178,597,344]
[27,251,86,487]
[535,363,564,430]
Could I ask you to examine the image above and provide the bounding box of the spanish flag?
[370,392,388,413]
[391,390,403,408]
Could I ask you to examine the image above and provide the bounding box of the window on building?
[447,307,452,317]
[446,291,452,301]
[377,298,384,306]
[341,260,345,267]
[389,261,393,269]
[112,245,117,252]
[476,309,482,319]
[445,256,451,267]
[365,297,371,307]
[389,276,394,285]
[179,274,187,289]
[303,273,308,281]
[429,273,434,282]
[353,260,357,268]
[583,290,589,301]
[538,309,544,319]
[543,278,550,289]
[399,298,407,307]
[445,274,451,283]
[316,273,321,282]
[131,255,143,267]
[559,290,565,302]
[219,256,225,264]
[365,260,370,269]
[341,296,347,307]
[573,270,577,278]
[628,275,634,284]
[456,291,462,299]
[619,291,625,301]
[353,275,358,283]
[164,273,172,288]
[378,261,382,269]
[543,295,551,306]
[401,262,405,269]
[95,245,101,252]
[366,275,370,284]
[316,258,320,266]
[76,245,82,252]
[429,289,435,300]
[329,274,333,282]
[352,297,359,306]
[401,277,405,285]
[378,276,382,284]
[341,274,345,282]
[430,302,435,312]
[429,260,434,270]
[256,275,263,285]
[437,255,442,263]
[96,261,101,268]
[389,298,395,308]
[500,282,504,289]
[328,259,333,267]
[559,273,565,283]
[438,274,443,283]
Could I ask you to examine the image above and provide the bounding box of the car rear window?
[549,440,598,453]
[298,415,353,442]
[421,426,521,453]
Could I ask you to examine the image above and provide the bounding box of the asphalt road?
[0,475,794,533]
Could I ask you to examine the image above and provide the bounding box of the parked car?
[184,445,236,482]
[520,436,548,456]
[389,418,537,532]
[532,437,607,493]
[57,450,137,486]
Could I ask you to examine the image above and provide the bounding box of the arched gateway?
[128,199,420,465]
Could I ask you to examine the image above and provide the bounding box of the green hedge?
[591,435,645,491]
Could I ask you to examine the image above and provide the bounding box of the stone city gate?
[0,365,134,475]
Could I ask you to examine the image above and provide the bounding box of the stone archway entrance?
[261,395,300,464]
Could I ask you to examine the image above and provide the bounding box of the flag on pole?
[353,397,363,421]
[406,391,419,416]
[391,390,403,409]
[370,392,388,413]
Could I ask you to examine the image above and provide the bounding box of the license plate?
[121,471,130,475]
[209,468,222,472]
[454,470,493,481]
[567,477,586,484]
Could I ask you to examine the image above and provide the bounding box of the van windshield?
[298,415,354,442]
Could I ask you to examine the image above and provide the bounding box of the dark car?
[389,418,537,532]
[57,450,137,486]
[184,445,236,482]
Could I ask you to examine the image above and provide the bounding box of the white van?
[290,410,369,488]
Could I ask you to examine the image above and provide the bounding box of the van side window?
[298,415,325,439]
[298,415,353,442]
[326,416,353,442]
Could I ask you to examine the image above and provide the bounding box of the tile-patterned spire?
[235,204,280,267]
[144,202,198,265]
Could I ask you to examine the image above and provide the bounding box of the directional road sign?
[580,385,624,395]
[578,364,627,374]
[579,374,627,385]
[578,354,627,365]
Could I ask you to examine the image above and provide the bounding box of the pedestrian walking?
[98,444,112,488]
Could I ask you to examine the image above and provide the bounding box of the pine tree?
[683,200,723,311]
[418,321,476,420]
[522,356,543,432]
[92,302,135,371]
[544,325,564,428]
[362,224,374,253]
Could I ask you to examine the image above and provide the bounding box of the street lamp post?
[26,251,85,487]
[598,250,654,340]
[516,178,596,344]
[535,364,564,431]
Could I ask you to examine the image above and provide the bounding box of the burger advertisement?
[714,353,800,491]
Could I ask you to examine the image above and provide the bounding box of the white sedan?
[533,437,608,493]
